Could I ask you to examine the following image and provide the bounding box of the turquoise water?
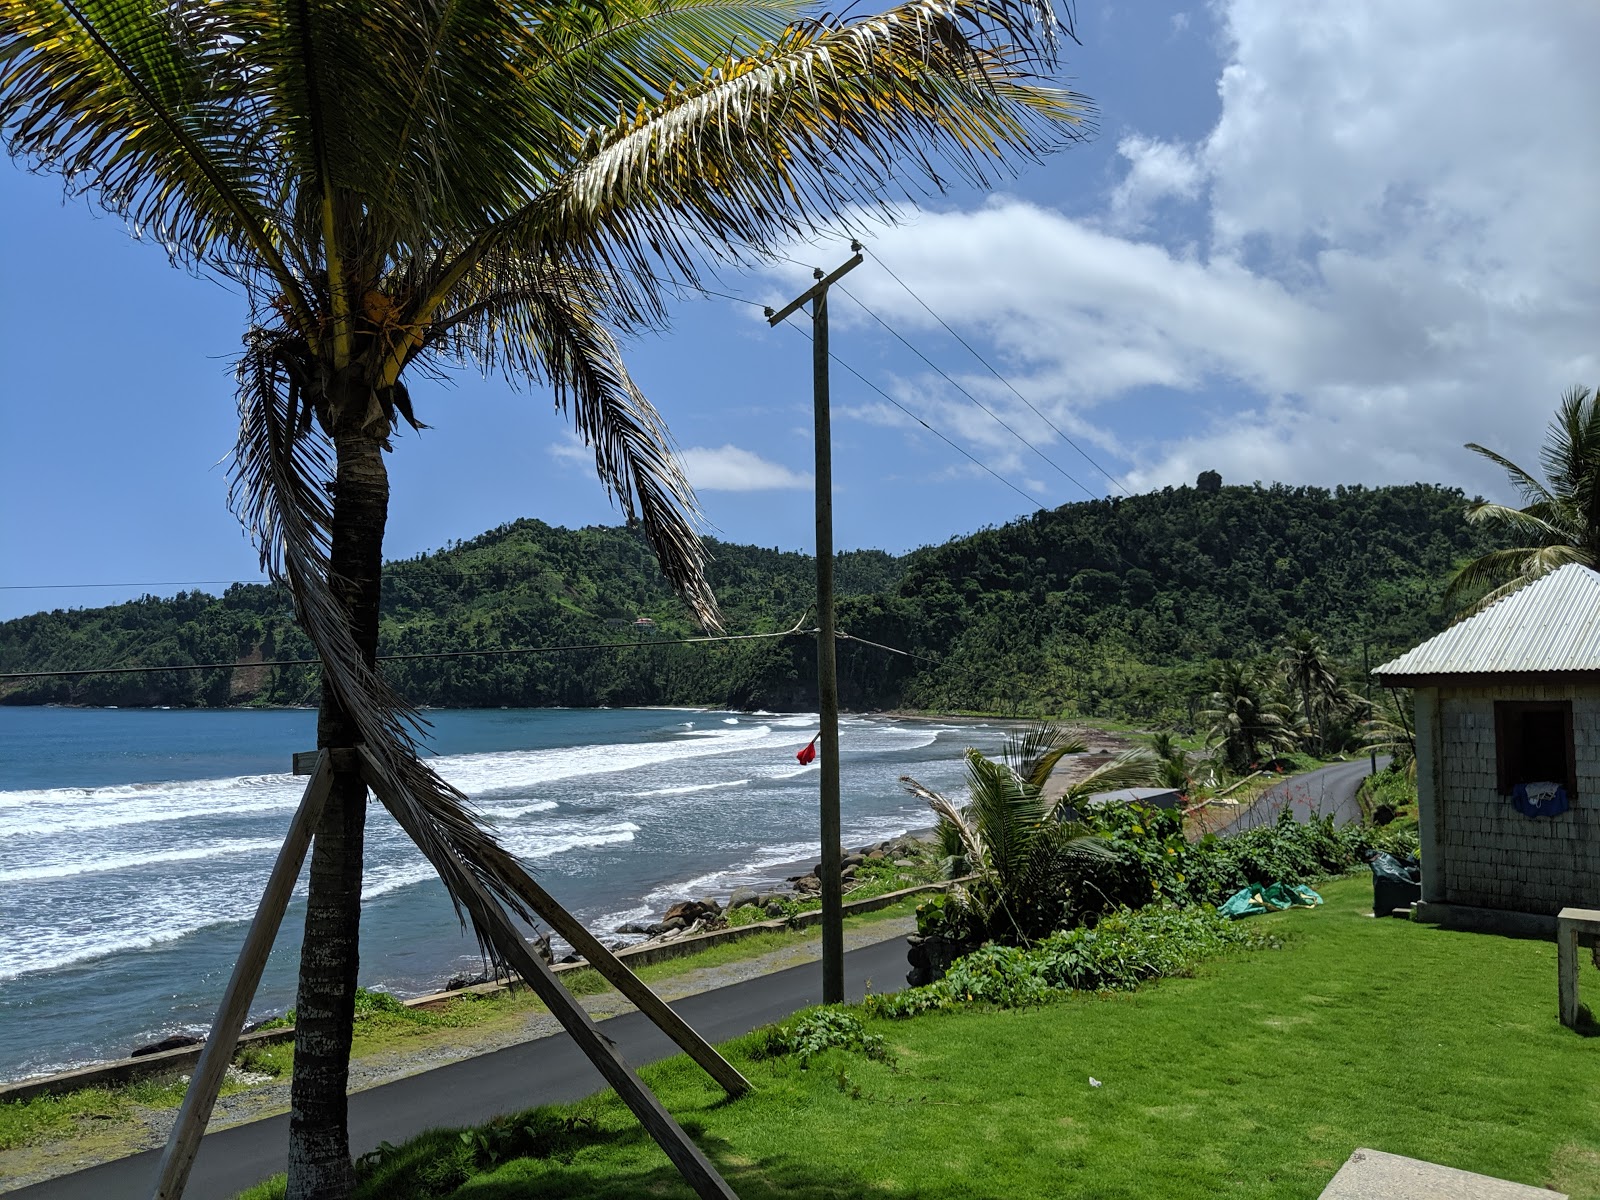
[0,706,1002,1082]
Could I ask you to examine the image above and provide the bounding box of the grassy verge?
[728,858,941,926]
[238,876,1600,1200]
[0,897,923,1155]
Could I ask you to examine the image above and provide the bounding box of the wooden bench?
[1557,907,1600,1029]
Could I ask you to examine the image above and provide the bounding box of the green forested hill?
[0,482,1493,719]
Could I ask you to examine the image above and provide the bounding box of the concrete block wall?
[1436,682,1600,914]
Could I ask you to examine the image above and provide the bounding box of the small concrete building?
[1374,564,1600,934]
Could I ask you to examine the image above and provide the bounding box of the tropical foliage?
[1,482,1498,720]
[1199,659,1295,772]
[900,723,1156,944]
[1447,384,1600,612]
[0,0,1090,1190]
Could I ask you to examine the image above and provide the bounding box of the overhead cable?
[862,246,1133,496]
[832,280,1096,501]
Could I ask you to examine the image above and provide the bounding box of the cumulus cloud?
[1109,135,1203,228]
[794,1,1600,501]
[677,445,813,491]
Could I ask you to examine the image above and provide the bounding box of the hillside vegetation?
[0,482,1491,720]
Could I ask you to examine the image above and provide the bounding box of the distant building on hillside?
[1375,564,1600,935]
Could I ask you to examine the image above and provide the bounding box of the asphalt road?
[1215,755,1390,836]
[15,935,913,1200]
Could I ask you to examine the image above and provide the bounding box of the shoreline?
[0,707,992,1086]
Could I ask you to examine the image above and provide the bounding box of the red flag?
[796,734,819,766]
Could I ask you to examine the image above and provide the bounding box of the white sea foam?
[423,723,776,795]
[360,822,642,902]
[477,800,558,819]
[0,838,282,883]
[623,779,750,798]
[0,774,302,838]
[0,888,261,981]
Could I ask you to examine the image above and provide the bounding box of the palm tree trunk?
[287,413,389,1200]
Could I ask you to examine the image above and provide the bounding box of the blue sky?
[3,2,1596,623]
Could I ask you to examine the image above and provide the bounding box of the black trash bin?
[1368,851,1421,916]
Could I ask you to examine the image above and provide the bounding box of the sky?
[2,1,1597,623]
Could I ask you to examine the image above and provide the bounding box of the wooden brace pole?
[500,870,750,1098]
[151,754,335,1200]
[358,756,740,1200]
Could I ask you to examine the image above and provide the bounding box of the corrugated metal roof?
[1374,564,1600,678]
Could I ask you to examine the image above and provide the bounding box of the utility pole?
[767,246,862,1004]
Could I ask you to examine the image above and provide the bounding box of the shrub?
[753,1007,894,1067]
[868,904,1261,1020]
[1036,905,1255,993]
[941,944,1051,1008]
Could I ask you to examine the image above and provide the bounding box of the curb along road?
[12,934,914,1200]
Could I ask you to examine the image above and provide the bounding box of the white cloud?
[796,1,1600,500]
[547,432,591,466]
[1109,135,1203,228]
[677,445,813,491]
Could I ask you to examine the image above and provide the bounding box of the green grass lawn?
[246,876,1600,1200]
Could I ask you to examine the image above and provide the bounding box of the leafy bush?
[866,904,1261,1020]
[753,1007,894,1067]
[941,944,1051,1008]
[354,1110,598,1197]
[1036,906,1256,993]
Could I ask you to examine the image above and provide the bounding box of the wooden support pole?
[152,754,335,1200]
[499,870,750,1098]
[359,755,739,1200]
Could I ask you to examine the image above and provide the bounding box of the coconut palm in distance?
[1278,630,1341,754]
[0,1,1091,1192]
[1447,385,1600,613]
[1201,659,1294,773]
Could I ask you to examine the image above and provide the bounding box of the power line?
[0,624,806,682]
[0,618,930,681]
[772,316,1045,512]
[1,580,266,592]
[831,280,1097,501]
[861,246,1133,497]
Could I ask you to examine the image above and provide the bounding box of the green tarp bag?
[1218,882,1323,919]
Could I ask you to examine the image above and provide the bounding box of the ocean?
[0,706,1005,1084]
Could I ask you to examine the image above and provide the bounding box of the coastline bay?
[0,706,1003,1084]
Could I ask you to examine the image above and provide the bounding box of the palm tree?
[1448,385,1600,612]
[1200,660,1294,773]
[1277,630,1341,753]
[901,723,1155,943]
[1,3,1090,1193]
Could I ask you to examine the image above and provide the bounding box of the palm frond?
[1464,442,1555,508]
[470,268,718,628]
[412,0,1092,323]
[228,329,548,960]
[1002,720,1087,791]
[900,773,982,870]
[0,0,312,324]
[1462,501,1572,545]
[1445,544,1594,614]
